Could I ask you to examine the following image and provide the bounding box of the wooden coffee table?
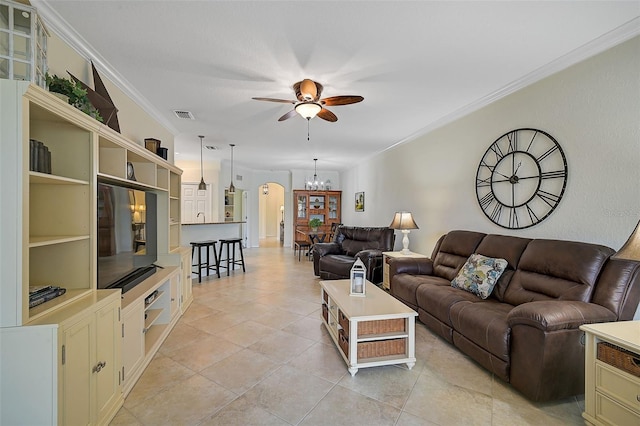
[320,279,417,375]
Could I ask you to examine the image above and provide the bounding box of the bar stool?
[190,240,220,283]
[217,238,246,276]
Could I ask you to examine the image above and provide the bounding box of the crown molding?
[382,17,640,155]
[31,0,178,135]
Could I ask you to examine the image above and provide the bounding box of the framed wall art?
[355,192,365,212]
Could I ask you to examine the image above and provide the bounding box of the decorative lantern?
[0,0,49,88]
[350,258,366,297]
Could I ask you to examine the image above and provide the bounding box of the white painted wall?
[47,33,176,161]
[341,36,640,257]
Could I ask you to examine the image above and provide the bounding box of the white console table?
[580,321,640,425]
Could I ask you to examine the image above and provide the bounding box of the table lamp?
[390,212,419,255]
[612,219,640,261]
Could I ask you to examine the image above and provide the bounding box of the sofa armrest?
[355,249,383,261]
[312,242,342,276]
[313,242,342,257]
[507,301,617,332]
[388,257,434,278]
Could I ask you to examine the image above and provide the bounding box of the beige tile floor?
[110,239,585,425]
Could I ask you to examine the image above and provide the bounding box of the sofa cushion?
[342,239,373,257]
[451,254,508,299]
[503,239,614,306]
[475,234,531,301]
[391,274,448,310]
[415,282,480,327]
[432,231,486,280]
[449,300,513,362]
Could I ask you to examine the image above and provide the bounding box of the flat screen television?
[97,181,158,293]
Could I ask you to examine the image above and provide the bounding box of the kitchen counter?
[182,221,246,225]
[180,222,245,247]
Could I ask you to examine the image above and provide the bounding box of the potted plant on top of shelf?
[45,73,103,123]
[309,218,323,232]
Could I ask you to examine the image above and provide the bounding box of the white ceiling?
[34,1,640,172]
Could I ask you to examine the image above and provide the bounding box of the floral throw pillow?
[451,253,508,299]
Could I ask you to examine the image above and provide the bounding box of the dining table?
[296,229,328,244]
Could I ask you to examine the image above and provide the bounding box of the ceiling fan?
[252,79,363,122]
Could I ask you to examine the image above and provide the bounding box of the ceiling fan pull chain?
[307,118,311,141]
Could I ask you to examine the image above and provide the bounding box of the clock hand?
[513,161,522,175]
[494,171,510,179]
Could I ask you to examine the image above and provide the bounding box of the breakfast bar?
[180,221,245,247]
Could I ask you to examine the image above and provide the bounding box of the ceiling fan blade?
[321,95,364,106]
[317,108,338,122]
[278,109,298,121]
[252,97,296,104]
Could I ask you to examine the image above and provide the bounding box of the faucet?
[196,212,205,223]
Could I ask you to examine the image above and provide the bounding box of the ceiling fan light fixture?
[295,102,322,120]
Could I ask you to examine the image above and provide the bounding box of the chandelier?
[306,159,324,190]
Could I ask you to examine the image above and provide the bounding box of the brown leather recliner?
[312,226,395,284]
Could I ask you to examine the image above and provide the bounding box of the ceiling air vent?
[173,110,195,120]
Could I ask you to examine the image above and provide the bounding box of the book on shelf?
[29,285,55,296]
[29,286,66,308]
[29,139,51,174]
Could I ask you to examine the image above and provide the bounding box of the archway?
[258,182,285,247]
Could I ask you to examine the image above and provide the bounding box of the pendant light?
[198,135,206,190]
[228,143,236,194]
[306,158,323,190]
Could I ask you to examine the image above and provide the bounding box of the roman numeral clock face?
[476,128,568,229]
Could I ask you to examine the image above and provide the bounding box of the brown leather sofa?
[389,230,640,402]
[313,226,395,284]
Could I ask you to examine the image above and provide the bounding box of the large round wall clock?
[475,128,568,229]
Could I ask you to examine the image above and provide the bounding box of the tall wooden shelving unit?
[0,80,185,425]
[293,190,342,239]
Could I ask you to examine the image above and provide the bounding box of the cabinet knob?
[92,361,107,373]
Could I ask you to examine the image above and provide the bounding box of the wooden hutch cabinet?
[294,190,342,240]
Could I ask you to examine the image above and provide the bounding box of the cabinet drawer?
[338,330,349,358]
[598,342,640,378]
[596,362,640,412]
[596,391,640,425]
[338,314,405,338]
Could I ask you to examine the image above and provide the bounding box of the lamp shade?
[389,212,419,230]
[612,219,640,261]
[295,102,322,119]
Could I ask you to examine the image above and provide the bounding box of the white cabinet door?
[122,300,145,396]
[95,299,121,424]
[61,314,93,426]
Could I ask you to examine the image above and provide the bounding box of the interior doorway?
[181,183,210,223]
[258,182,284,247]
